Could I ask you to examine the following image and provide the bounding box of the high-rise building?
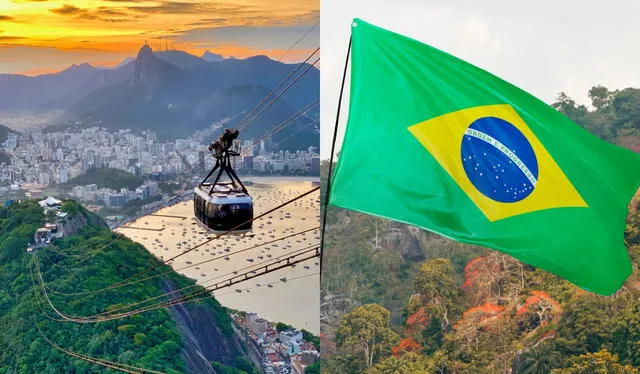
[199,151,205,170]
[244,155,253,170]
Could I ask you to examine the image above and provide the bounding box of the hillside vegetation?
[0,124,13,144]
[62,167,143,190]
[321,86,640,373]
[553,86,640,151]
[0,199,244,373]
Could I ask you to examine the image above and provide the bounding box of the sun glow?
[0,0,318,74]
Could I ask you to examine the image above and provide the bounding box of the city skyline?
[0,125,319,189]
[0,0,318,75]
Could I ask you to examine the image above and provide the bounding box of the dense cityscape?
[233,312,320,374]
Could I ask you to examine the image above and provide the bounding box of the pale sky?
[320,0,640,159]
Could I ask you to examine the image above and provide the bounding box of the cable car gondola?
[194,129,253,235]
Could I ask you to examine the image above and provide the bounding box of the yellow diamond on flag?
[407,104,587,221]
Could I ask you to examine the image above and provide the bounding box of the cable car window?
[206,203,217,218]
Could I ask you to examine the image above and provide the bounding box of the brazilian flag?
[329,19,640,295]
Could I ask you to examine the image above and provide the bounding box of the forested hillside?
[61,167,143,190]
[320,86,640,373]
[0,199,252,373]
[552,86,640,151]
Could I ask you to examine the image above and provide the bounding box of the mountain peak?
[131,44,162,87]
[64,62,95,71]
[201,50,225,62]
[154,50,208,69]
[245,54,272,61]
[73,62,92,68]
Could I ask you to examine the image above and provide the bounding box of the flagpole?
[320,35,352,274]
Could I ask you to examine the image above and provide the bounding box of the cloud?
[0,36,25,42]
[49,4,82,15]
[177,24,319,51]
[188,18,228,27]
[48,4,139,23]
[96,7,130,17]
[126,1,210,14]
[184,7,318,30]
[1,0,319,73]
[124,0,256,17]
[286,9,319,25]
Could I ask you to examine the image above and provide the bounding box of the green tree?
[413,258,459,328]
[611,88,640,131]
[626,197,640,246]
[276,322,293,332]
[133,333,146,346]
[211,362,249,374]
[336,304,400,369]
[368,352,434,374]
[551,92,588,123]
[588,86,616,110]
[551,349,638,374]
[305,362,320,374]
[233,356,258,374]
[62,168,142,191]
[517,341,563,374]
[302,329,320,350]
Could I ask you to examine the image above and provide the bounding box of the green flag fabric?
[328,18,640,295]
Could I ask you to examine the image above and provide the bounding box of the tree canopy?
[322,84,640,373]
[62,167,143,190]
[0,199,241,373]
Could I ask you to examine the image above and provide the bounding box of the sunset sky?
[0,0,318,75]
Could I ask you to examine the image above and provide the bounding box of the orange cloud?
[0,0,318,74]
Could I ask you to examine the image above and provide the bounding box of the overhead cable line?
[241,99,319,156]
[85,244,318,319]
[44,226,319,297]
[97,186,320,291]
[236,57,320,134]
[35,245,319,323]
[231,47,319,132]
[261,20,319,75]
[39,186,317,304]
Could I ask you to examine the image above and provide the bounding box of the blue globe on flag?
[461,116,539,203]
